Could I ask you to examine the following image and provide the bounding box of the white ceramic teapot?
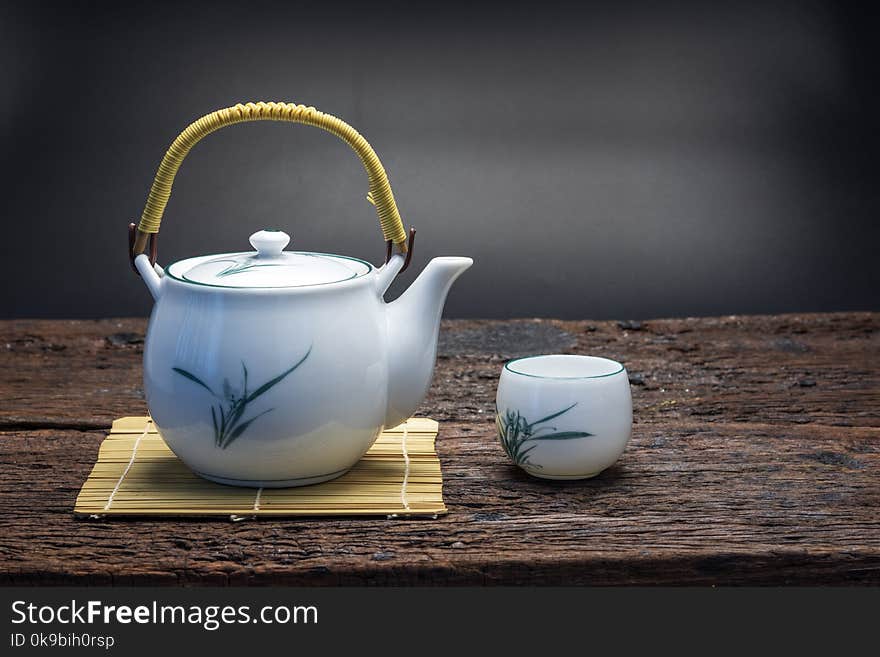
[128,102,471,487]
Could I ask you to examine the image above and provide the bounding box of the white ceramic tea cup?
[495,355,632,479]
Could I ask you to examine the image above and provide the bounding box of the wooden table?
[1,313,877,585]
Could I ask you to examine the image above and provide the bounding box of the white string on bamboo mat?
[103,419,151,511]
[400,421,411,510]
[253,487,264,512]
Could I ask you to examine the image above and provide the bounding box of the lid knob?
[249,229,290,258]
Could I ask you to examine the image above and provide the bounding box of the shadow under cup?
[495,355,633,479]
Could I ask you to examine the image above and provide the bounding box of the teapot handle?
[129,102,409,262]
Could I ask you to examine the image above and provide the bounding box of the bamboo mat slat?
[75,416,446,519]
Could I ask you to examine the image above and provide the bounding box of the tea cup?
[495,355,632,479]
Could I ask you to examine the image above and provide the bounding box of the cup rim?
[504,354,625,380]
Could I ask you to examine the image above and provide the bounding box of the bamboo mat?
[75,416,446,519]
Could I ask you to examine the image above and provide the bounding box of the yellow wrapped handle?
[132,101,408,255]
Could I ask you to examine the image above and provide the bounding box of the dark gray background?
[1,0,877,319]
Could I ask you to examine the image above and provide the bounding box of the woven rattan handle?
[131,101,409,256]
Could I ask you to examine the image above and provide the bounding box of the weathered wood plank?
[0,313,877,585]
[0,420,877,585]
[1,314,877,429]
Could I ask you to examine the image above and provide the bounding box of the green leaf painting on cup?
[495,403,592,468]
[172,347,311,449]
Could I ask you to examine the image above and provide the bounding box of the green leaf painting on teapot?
[172,347,312,449]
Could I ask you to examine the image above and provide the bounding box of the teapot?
[128,102,471,487]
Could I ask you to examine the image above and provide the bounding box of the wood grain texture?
[0,313,878,585]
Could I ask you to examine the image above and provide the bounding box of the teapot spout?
[384,256,472,428]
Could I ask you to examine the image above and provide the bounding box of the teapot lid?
[167,229,372,288]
